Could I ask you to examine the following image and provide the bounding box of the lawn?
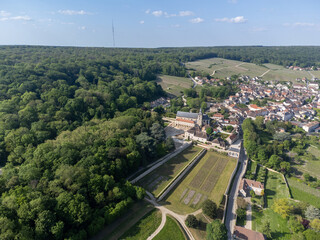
[137,146,202,197]
[265,171,290,207]
[155,74,192,97]
[163,151,237,214]
[186,58,311,82]
[252,207,291,240]
[288,177,320,208]
[153,216,186,240]
[252,171,291,240]
[118,209,162,240]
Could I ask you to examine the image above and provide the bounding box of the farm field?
[288,177,320,208]
[186,58,311,82]
[155,74,192,97]
[252,171,291,240]
[137,146,202,197]
[153,216,186,240]
[163,151,237,214]
[117,209,162,240]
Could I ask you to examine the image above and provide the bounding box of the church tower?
[197,108,203,127]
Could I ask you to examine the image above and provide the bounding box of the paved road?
[225,141,248,239]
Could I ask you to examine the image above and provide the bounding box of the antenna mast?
[112,20,115,47]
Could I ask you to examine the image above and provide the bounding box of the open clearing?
[186,58,312,82]
[155,74,192,97]
[163,151,237,214]
[252,171,291,240]
[153,216,186,240]
[137,146,202,197]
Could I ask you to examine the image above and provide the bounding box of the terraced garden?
[163,151,237,214]
[137,146,202,196]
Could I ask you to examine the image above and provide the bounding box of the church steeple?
[197,108,203,127]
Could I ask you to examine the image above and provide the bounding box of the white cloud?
[79,26,86,30]
[283,22,315,27]
[0,11,10,17]
[140,20,145,24]
[0,15,31,21]
[215,16,247,23]
[152,10,164,17]
[172,24,181,28]
[178,11,193,17]
[190,17,204,24]
[58,10,90,15]
[148,9,194,18]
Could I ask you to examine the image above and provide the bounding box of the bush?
[236,208,246,219]
[185,214,198,228]
[202,199,217,219]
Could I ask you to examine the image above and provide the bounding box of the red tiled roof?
[233,226,266,240]
[176,118,194,124]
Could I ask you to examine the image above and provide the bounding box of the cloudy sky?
[0,0,320,47]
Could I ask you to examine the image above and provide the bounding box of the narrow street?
[225,141,248,239]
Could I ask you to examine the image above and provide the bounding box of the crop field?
[163,151,237,214]
[137,146,202,196]
[288,177,320,208]
[186,58,312,82]
[155,74,192,97]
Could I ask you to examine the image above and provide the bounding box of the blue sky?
[0,0,320,47]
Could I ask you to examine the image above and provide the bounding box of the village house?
[233,226,266,240]
[239,178,264,197]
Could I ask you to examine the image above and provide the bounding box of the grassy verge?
[137,146,202,196]
[164,151,237,214]
[118,209,162,240]
[153,216,186,240]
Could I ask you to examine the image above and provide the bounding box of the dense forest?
[1,45,320,239]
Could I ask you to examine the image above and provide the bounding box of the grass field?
[153,216,186,240]
[252,171,291,240]
[163,151,237,214]
[295,145,320,179]
[119,209,162,240]
[186,58,312,82]
[137,146,202,196]
[265,171,290,207]
[288,177,320,208]
[155,74,192,97]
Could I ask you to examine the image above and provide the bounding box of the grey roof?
[229,147,240,152]
[176,111,198,119]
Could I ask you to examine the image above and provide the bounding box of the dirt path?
[260,69,270,77]
[145,192,195,240]
[244,199,252,230]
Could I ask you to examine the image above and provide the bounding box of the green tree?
[202,199,217,219]
[288,216,304,233]
[206,220,227,240]
[310,218,320,232]
[206,127,213,135]
[305,205,320,220]
[272,198,293,218]
[236,208,246,219]
[261,220,272,239]
[185,215,198,228]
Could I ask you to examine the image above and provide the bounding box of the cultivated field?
[155,74,192,97]
[163,151,237,214]
[186,58,312,82]
[137,146,202,196]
